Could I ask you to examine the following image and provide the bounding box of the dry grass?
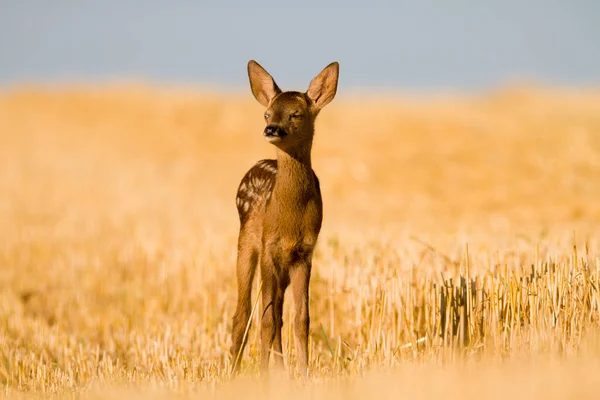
[1,84,600,398]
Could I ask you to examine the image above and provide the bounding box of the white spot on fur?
[251,177,266,189]
[257,161,277,174]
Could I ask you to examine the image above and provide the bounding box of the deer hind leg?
[230,228,259,374]
[259,259,276,374]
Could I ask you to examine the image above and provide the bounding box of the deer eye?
[291,113,304,120]
[264,113,270,119]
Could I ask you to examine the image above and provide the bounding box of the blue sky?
[1,1,598,90]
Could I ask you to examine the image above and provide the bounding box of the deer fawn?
[230,60,339,376]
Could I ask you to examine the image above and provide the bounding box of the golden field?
[1,84,600,398]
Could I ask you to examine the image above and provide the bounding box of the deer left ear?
[248,60,282,107]
[307,62,339,110]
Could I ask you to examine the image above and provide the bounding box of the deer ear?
[248,60,282,107]
[307,62,339,110]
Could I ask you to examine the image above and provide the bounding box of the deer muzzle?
[263,124,287,143]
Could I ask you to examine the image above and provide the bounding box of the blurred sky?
[0,0,599,91]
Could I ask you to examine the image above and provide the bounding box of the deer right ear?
[247,60,282,107]
[307,62,339,110]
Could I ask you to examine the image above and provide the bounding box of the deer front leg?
[290,258,311,377]
[272,273,289,370]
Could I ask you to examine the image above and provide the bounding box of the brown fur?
[230,60,339,377]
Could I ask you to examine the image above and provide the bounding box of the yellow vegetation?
[1,85,600,398]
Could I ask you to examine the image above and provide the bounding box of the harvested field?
[1,85,599,398]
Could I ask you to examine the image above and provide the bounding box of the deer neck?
[273,141,314,198]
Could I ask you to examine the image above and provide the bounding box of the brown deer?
[230,60,339,376]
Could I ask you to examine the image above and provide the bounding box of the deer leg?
[272,272,289,370]
[290,258,312,377]
[259,248,278,374]
[230,230,259,374]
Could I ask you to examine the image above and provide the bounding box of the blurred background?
[1,1,599,240]
[1,1,599,90]
[1,0,600,239]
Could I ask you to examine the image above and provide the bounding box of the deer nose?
[264,125,280,137]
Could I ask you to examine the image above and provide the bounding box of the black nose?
[264,125,279,137]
